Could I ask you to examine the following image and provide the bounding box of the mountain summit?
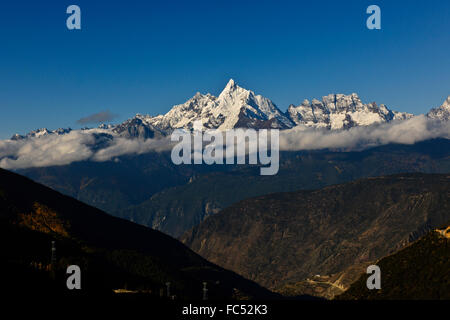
[287,93,413,129]
[126,80,416,133]
[10,80,449,140]
[427,96,450,121]
[144,79,294,130]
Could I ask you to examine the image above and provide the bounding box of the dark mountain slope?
[336,223,450,300]
[0,168,276,300]
[181,173,450,298]
[119,139,450,237]
[17,151,235,215]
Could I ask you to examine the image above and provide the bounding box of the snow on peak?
[11,127,73,140]
[287,93,413,129]
[427,96,450,121]
[223,78,236,91]
[218,78,247,100]
[145,79,293,130]
[127,85,418,133]
[13,84,434,142]
[301,99,310,106]
[444,96,450,108]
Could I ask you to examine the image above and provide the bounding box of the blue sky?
[0,0,449,139]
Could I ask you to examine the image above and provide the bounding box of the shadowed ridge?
[0,167,279,300]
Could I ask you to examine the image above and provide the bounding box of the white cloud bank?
[0,131,95,169]
[279,116,450,151]
[0,130,173,170]
[0,116,448,170]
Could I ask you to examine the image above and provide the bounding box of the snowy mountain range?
[287,93,413,130]
[11,128,72,140]
[132,79,294,132]
[10,79,450,140]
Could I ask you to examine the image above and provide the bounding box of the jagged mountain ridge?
[141,79,294,131]
[11,80,449,140]
[427,96,450,121]
[180,173,450,298]
[287,93,413,130]
[11,128,73,141]
[112,117,167,139]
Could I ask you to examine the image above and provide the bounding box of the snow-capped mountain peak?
[220,78,237,94]
[11,127,72,140]
[214,79,293,129]
[288,93,413,129]
[144,79,293,131]
[12,81,447,144]
[427,96,450,121]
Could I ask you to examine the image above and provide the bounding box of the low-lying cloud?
[0,131,95,169]
[279,115,450,151]
[92,136,173,162]
[0,116,448,170]
[0,130,173,170]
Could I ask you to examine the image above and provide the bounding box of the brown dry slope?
[181,173,450,298]
[336,222,450,300]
